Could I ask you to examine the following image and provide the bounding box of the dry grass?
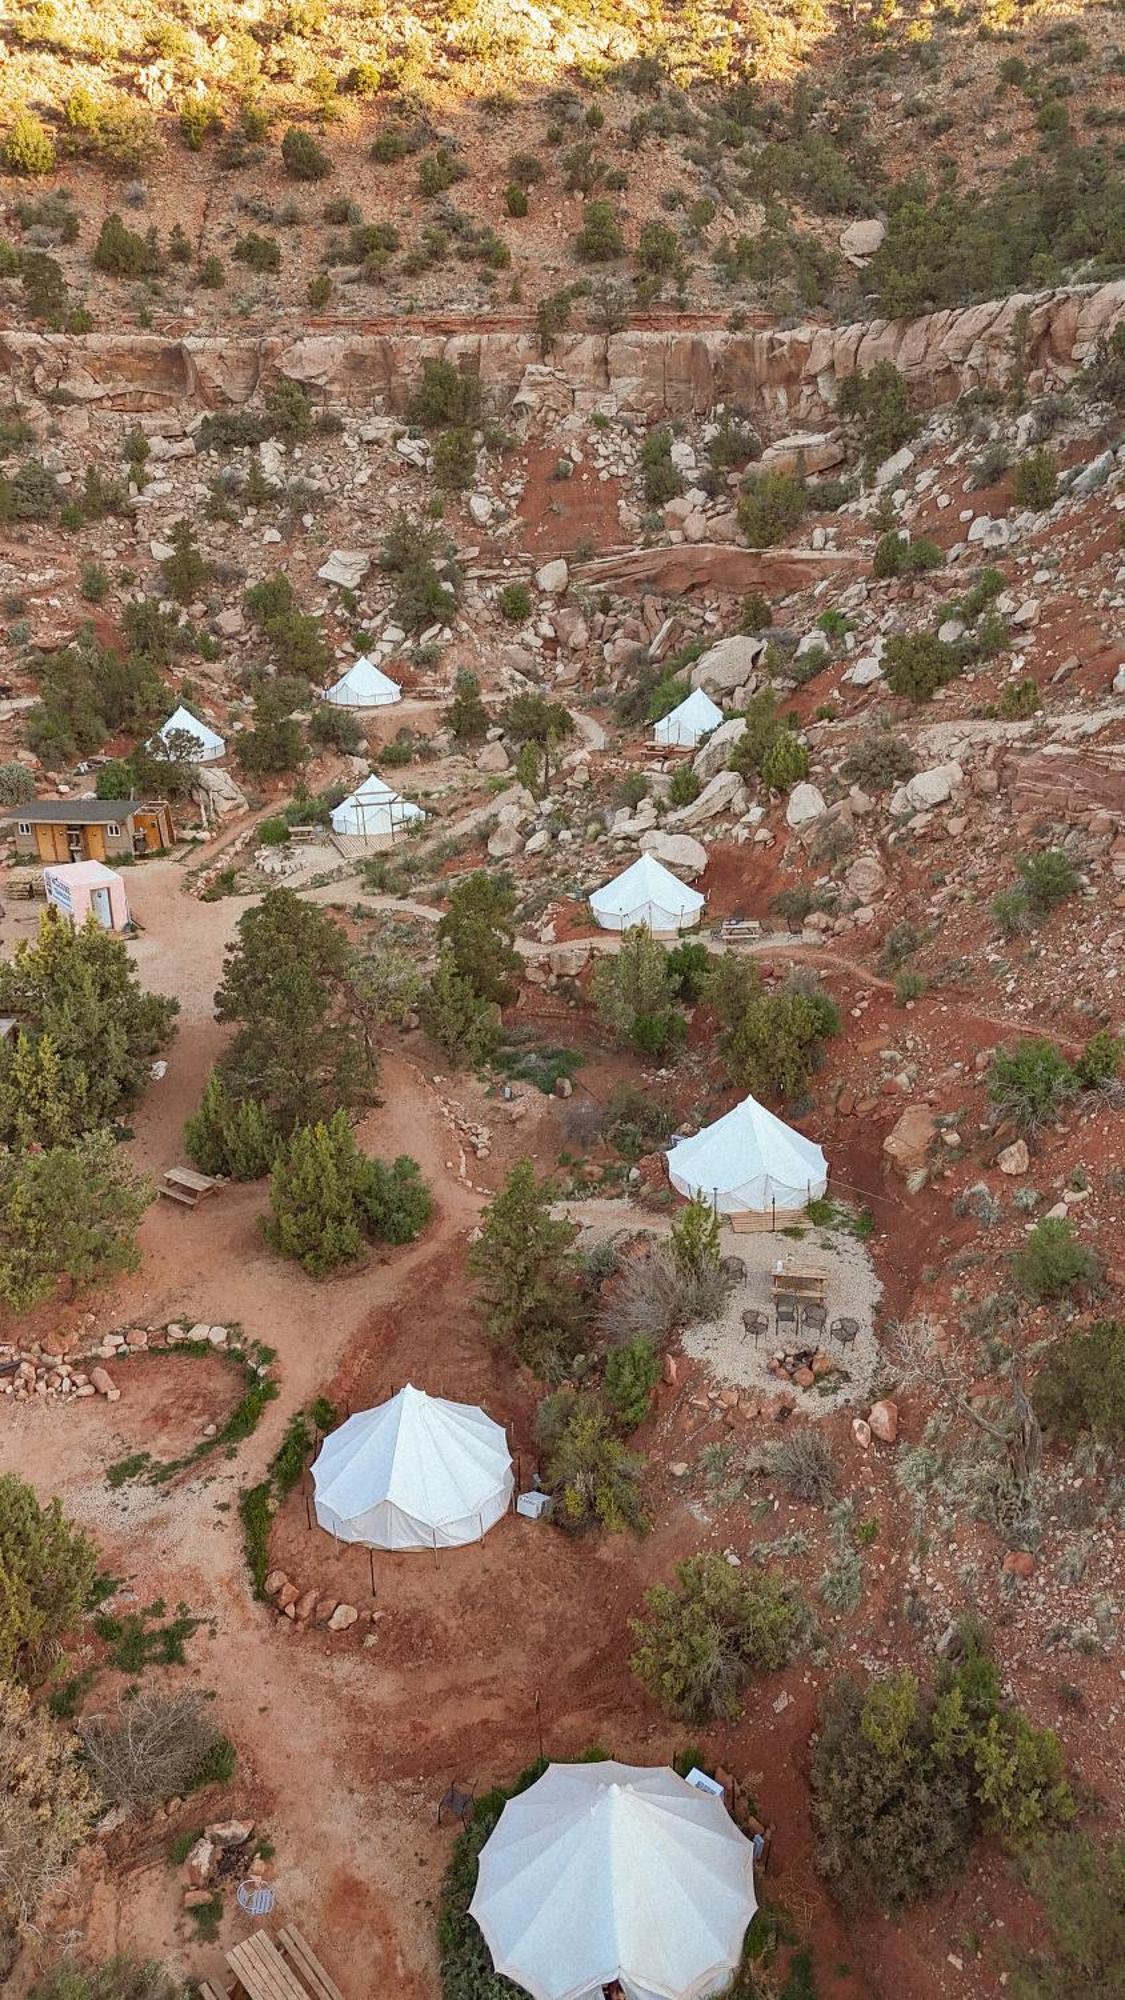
[81,1688,232,1811]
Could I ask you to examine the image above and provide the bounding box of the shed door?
[90,888,113,929]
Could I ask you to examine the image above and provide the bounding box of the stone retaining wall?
[1,282,1121,424]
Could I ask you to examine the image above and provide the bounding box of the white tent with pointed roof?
[589,852,704,936]
[330,772,425,841]
[321,655,402,709]
[653,687,723,750]
[666,1093,828,1216]
[154,703,225,763]
[469,1759,757,2000]
[311,1385,513,1551]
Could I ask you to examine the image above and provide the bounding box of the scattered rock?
[868,1399,899,1445]
[997,1138,1030,1176]
[327,1602,359,1632]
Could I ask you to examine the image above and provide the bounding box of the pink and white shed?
[43,859,131,932]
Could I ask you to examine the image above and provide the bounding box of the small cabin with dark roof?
[1,797,174,864]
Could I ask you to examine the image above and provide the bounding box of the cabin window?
[106,822,120,837]
[16,821,30,837]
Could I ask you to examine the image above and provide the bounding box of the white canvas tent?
[321,656,402,709]
[311,1385,513,1551]
[589,853,705,936]
[330,772,425,841]
[154,703,225,763]
[666,1093,828,1218]
[469,1760,757,2000]
[653,687,723,750]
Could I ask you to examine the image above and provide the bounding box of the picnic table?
[159,1165,223,1208]
[770,1261,827,1304]
[202,1924,346,2000]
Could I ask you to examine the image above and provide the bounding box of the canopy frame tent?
[666,1092,828,1230]
[589,853,705,937]
[653,687,723,750]
[153,703,226,764]
[310,1385,513,1552]
[469,1759,757,2000]
[321,655,402,709]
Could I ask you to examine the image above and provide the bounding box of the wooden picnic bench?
[159,1164,223,1208]
[711,916,762,942]
[770,1262,827,1304]
[204,1924,346,2000]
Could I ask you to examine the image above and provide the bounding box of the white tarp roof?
[469,1760,757,2000]
[330,771,425,839]
[311,1384,513,1550]
[589,853,704,934]
[321,655,402,708]
[653,688,723,749]
[667,1093,828,1215]
[155,704,225,762]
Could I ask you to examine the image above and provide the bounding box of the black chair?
[831,1316,859,1351]
[437,1781,475,1828]
[801,1302,827,1340]
[775,1298,799,1339]
[741,1309,769,1347]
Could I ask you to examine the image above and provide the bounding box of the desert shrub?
[419,950,498,1070]
[1014,1834,1125,2000]
[443,668,489,739]
[92,213,158,277]
[639,427,681,506]
[636,219,681,274]
[598,1246,727,1348]
[505,182,529,217]
[3,114,56,177]
[29,1958,189,2000]
[379,511,460,631]
[884,631,965,701]
[540,1395,646,1534]
[1076,1029,1121,1090]
[988,1038,1077,1131]
[180,97,222,152]
[198,254,224,288]
[407,358,481,430]
[574,198,624,260]
[1084,322,1125,408]
[999,678,1042,719]
[0,456,60,522]
[0,1133,151,1311]
[0,1475,97,1687]
[355,1155,432,1246]
[603,1083,674,1162]
[665,939,711,1002]
[1012,447,1057,509]
[603,1339,661,1431]
[631,1554,803,1722]
[184,1073,282,1181]
[232,232,281,272]
[0,762,35,805]
[837,361,917,474]
[437,871,521,1005]
[1012,1217,1100,1302]
[82,1690,234,1810]
[264,375,314,441]
[667,764,701,808]
[418,149,463,198]
[872,531,943,578]
[497,581,532,623]
[840,728,916,790]
[266,1111,428,1275]
[1016,847,1078,914]
[469,1160,585,1375]
[760,729,809,791]
[0,1681,92,1977]
[281,126,330,179]
[737,470,806,546]
[772,1430,837,1504]
[433,426,476,490]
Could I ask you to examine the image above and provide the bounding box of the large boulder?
[535,558,569,596]
[785,783,827,830]
[761,432,845,477]
[638,830,709,880]
[840,218,886,264]
[894,762,964,814]
[845,853,886,901]
[689,634,767,698]
[193,763,248,822]
[883,1106,937,1178]
[666,769,747,829]
[475,739,510,774]
[692,715,747,783]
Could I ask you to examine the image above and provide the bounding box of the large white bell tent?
[329,772,425,841]
[321,656,402,709]
[589,853,704,936]
[469,1759,757,2000]
[653,687,723,750]
[666,1093,828,1220]
[154,704,225,763]
[311,1385,513,1551]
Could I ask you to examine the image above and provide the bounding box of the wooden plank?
[199,1983,230,2000]
[164,1165,218,1193]
[277,1926,346,2000]
[226,1935,307,2000]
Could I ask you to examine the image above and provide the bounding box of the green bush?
[541,1394,646,1534]
[590,926,685,1061]
[418,149,463,198]
[667,764,701,808]
[630,1553,803,1722]
[433,426,476,490]
[1016,847,1078,914]
[504,180,529,217]
[92,213,159,277]
[184,1073,282,1181]
[1012,447,1058,509]
[267,1111,430,1275]
[407,358,481,430]
[737,470,806,546]
[1015,1834,1125,2000]
[281,126,330,179]
[760,729,809,792]
[232,232,281,272]
[1012,1217,1099,1303]
[872,531,943,578]
[884,632,964,702]
[636,219,681,273]
[837,362,917,475]
[999,678,1041,719]
[574,199,624,261]
[840,729,916,791]
[497,582,532,623]
[443,669,489,739]
[988,1037,1077,1130]
[198,254,224,289]
[1076,1029,1121,1089]
[603,1339,660,1431]
[180,97,222,152]
[639,427,682,506]
[1034,1318,1125,1443]
[710,958,838,1102]
[419,949,498,1070]
[0,457,59,523]
[0,1474,97,1687]
[3,114,56,177]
